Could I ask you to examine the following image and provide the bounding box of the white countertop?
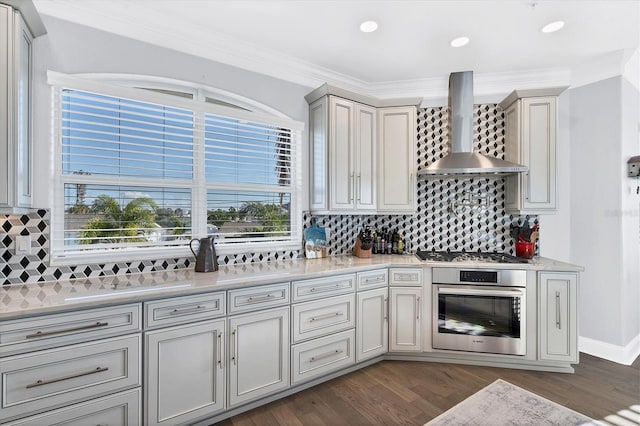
[0,254,583,319]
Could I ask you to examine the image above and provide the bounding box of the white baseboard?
[579,334,640,365]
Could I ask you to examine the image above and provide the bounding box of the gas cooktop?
[415,250,529,264]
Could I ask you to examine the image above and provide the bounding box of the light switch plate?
[15,235,31,255]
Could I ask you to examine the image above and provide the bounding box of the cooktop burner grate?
[415,250,528,264]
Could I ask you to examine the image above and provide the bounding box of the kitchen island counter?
[0,255,582,319]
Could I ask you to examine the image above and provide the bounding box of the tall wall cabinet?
[306,85,419,214]
[500,87,567,215]
[0,3,33,211]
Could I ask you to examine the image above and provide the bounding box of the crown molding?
[36,2,628,102]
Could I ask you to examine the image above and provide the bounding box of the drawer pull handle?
[309,311,344,322]
[310,349,343,363]
[363,276,384,285]
[25,322,109,339]
[25,366,109,389]
[555,291,561,329]
[247,294,275,302]
[169,305,205,315]
[218,332,224,369]
[309,283,348,293]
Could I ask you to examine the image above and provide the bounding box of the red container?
[515,241,535,259]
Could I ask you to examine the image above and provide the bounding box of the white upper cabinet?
[377,106,417,213]
[0,4,33,212]
[306,85,420,215]
[500,88,566,215]
[310,96,377,213]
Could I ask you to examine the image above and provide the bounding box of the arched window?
[48,72,303,265]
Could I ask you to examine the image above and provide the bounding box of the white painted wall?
[30,16,314,209]
[569,76,640,352]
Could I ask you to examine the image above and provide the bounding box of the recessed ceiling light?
[541,20,565,33]
[450,37,470,48]
[360,21,378,33]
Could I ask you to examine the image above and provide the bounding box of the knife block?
[353,236,372,258]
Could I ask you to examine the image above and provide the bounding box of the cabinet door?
[503,100,522,212]
[145,319,226,425]
[329,97,355,210]
[377,107,416,213]
[504,96,557,214]
[228,307,290,407]
[389,287,422,352]
[522,97,557,211]
[538,272,577,363]
[357,287,388,361]
[309,97,328,211]
[14,11,32,207]
[354,103,377,211]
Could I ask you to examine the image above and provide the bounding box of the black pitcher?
[189,236,218,272]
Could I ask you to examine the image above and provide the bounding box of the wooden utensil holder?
[353,236,372,258]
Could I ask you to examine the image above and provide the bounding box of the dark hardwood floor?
[217,353,639,425]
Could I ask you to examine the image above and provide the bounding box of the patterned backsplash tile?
[0,105,536,285]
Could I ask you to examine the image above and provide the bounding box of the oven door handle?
[438,288,524,298]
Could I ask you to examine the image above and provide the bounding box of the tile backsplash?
[0,105,536,285]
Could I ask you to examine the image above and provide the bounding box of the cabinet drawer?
[292,294,355,343]
[292,274,356,302]
[228,282,290,314]
[357,269,388,291]
[0,334,141,422]
[0,304,141,357]
[389,268,423,287]
[291,329,355,385]
[4,388,141,426]
[144,292,225,329]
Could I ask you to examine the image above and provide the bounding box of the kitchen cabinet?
[145,319,226,425]
[308,96,377,213]
[291,273,356,384]
[538,272,578,363]
[4,388,141,426]
[0,4,33,212]
[389,286,422,352]
[356,286,388,361]
[500,88,566,214]
[0,334,141,422]
[377,106,417,213]
[228,307,290,407]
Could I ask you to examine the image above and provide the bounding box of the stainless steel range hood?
[421,71,527,177]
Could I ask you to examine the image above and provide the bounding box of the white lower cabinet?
[0,334,141,422]
[145,319,226,425]
[4,388,141,426]
[538,272,578,363]
[292,329,355,384]
[292,293,355,343]
[389,287,422,352]
[356,287,388,362]
[228,307,290,407]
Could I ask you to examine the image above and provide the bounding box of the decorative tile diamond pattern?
[1,105,538,286]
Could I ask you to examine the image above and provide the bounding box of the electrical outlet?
[15,235,31,255]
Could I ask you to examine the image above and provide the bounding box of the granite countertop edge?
[0,255,584,319]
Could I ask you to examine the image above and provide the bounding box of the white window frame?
[48,72,304,266]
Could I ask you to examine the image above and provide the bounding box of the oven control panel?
[460,270,497,283]
[432,267,526,287]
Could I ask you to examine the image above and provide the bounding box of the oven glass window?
[438,293,521,338]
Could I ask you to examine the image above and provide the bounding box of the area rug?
[425,379,604,425]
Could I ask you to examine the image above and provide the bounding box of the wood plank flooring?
[216,353,639,425]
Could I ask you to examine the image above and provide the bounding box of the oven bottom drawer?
[4,388,141,426]
[1,334,141,422]
[291,329,355,385]
[432,333,525,356]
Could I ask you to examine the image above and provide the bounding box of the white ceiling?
[32,0,640,99]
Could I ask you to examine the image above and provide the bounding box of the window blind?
[49,72,303,264]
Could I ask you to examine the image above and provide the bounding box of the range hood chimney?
[421,71,528,177]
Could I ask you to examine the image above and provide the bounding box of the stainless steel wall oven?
[432,268,527,356]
